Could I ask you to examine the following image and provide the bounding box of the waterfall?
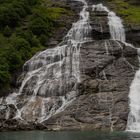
[92,4,126,42]
[0,0,92,123]
[92,3,140,132]
[126,52,140,132]
[92,4,126,132]
[0,1,139,131]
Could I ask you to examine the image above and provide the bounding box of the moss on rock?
[107,0,140,26]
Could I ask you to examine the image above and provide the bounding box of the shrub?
[3,25,12,37]
[0,58,10,89]
[31,36,40,47]
[6,48,23,72]
[29,17,52,36]
[39,34,48,46]
[13,37,31,60]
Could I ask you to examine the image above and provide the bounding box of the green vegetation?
[107,0,140,26]
[0,0,73,92]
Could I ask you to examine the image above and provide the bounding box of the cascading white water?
[126,51,140,132]
[108,12,126,42]
[92,3,127,132]
[92,4,126,42]
[92,3,140,132]
[0,0,92,123]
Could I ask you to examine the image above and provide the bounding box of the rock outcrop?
[126,26,140,48]
[42,5,139,131]
[43,39,138,131]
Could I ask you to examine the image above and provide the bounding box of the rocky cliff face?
[0,0,139,131]
[126,26,140,48]
[44,41,138,131]
[43,8,139,131]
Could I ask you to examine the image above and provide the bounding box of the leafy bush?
[39,34,48,46]
[29,16,53,36]
[3,25,12,37]
[30,36,40,47]
[0,57,10,89]
[108,0,140,25]
[13,37,31,60]
[0,0,34,28]
[6,48,23,72]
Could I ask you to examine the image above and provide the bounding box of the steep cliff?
[0,0,139,131]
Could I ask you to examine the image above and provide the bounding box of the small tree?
[31,36,40,47]
[39,34,48,46]
[3,25,12,37]
[13,37,31,60]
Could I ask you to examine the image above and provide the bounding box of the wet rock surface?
[126,26,140,48]
[90,11,110,40]
[43,40,138,131]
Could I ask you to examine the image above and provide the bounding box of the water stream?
[0,131,137,140]
[92,3,140,133]
[126,55,140,132]
[0,0,92,124]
